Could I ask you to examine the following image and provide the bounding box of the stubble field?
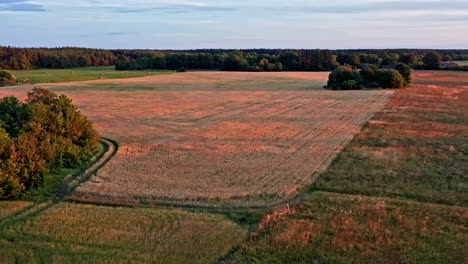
[1,72,392,207]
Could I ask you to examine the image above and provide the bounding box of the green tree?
[395,63,412,84]
[327,66,362,89]
[341,80,359,90]
[377,70,406,88]
[360,65,379,83]
[279,51,299,70]
[423,52,442,70]
[0,70,16,86]
[0,88,99,198]
[344,54,360,68]
[399,53,418,64]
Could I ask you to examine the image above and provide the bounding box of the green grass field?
[454,60,468,65]
[0,202,245,263]
[10,68,174,84]
[232,192,467,264]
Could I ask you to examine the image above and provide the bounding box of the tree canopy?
[0,88,99,198]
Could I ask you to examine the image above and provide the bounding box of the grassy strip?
[10,70,174,84]
[231,192,467,264]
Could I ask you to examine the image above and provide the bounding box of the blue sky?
[2,0,468,49]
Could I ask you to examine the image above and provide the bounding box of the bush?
[377,70,407,88]
[176,67,187,72]
[0,88,99,198]
[327,66,362,89]
[0,70,15,86]
[368,82,381,88]
[395,63,412,84]
[341,80,359,90]
[361,65,379,82]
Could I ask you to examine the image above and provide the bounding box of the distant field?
[41,71,330,91]
[9,69,174,84]
[0,202,245,263]
[454,60,468,65]
[412,70,468,86]
[66,66,116,71]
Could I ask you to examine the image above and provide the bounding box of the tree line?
[1,46,467,71]
[0,88,99,198]
[115,50,336,71]
[0,47,116,70]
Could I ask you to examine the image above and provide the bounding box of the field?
[232,192,467,263]
[454,60,468,65]
[5,71,387,207]
[231,70,468,263]
[9,67,174,84]
[0,70,466,263]
[0,202,245,263]
[316,72,468,205]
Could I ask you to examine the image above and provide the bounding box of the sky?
[1,0,468,49]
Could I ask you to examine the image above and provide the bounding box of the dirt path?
[0,138,118,231]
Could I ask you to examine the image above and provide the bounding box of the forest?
[1,46,468,71]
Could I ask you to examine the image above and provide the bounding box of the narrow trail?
[0,138,118,231]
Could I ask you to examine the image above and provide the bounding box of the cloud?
[0,0,45,11]
[111,5,236,14]
[288,1,468,14]
[107,32,127,36]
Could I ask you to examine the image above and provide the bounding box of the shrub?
[176,67,187,72]
[368,82,381,88]
[327,66,362,89]
[377,70,406,88]
[0,70,15,86]
[341,80,359,90]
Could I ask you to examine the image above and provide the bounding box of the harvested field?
[412,70,468,87]
[71,89,391,206]
[40,71,330,91]
[0,72,391,206]
[0,202,245,263]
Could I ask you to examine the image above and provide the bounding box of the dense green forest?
[1,46,468,71]
[0,88,99,198]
